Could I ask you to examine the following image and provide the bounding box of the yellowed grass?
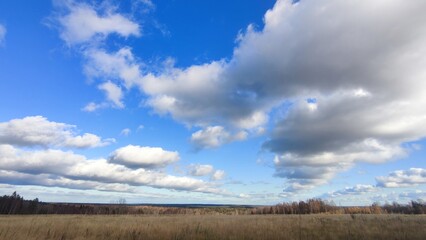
[0,214,425,239]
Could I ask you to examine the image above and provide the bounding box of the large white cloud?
[0,116,114,148]
[53,0,426,192]
[0,144,221,194]
[253,0,426,191]
[376,168,426,188]
[56,0,140,45]
[109,145,179,169]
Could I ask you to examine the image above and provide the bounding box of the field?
[0,214,425,240]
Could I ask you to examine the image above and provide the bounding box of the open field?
[0,214,425,240]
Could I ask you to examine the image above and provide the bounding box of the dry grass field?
[0,214,425,240]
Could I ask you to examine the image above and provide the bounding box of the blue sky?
[0,0,426,205]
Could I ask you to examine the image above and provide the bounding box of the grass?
[0,214,425,239]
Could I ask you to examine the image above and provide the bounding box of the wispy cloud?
[50,1,141,111]
[0,24,6,45]
[120,128,131,136]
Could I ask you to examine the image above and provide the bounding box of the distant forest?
[1,192,425,215]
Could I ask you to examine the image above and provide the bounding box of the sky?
[0,0,426,205]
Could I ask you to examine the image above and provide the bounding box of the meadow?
[0,214,425,240]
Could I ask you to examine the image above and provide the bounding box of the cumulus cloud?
[272,137,406,191]
[253,0,426,191]
[0,116,114,148]
[0,144,220,194]
[109,145,179,169]
[52,0,426,191]
[191,126,248,149]
[55,0,140,45]
[376,168,426,188]
[141,62,271,129]
[0,24,6,44]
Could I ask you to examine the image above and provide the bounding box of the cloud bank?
[0,144,217,193]
[0,115,226,195]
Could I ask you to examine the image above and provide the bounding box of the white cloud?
[0,24,6,44]
[56,1,140,45]
[52,2,141,111]
[120,128,131,136]
[188,164,214,176]
[0,116,114,148]
[211,170,225,181]
[273,137,406,191]
[376,168,426,188]
[109,145,179,169]
[52,0,426,192]
[191,126,248,149]
[82,81,125,112]
[0,170,134,193]
[0,144,220,194]
[98,81,125,108]
[253,0,426,191]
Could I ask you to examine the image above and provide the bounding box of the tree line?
[1,192,425,215]
[252,198,426,215]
